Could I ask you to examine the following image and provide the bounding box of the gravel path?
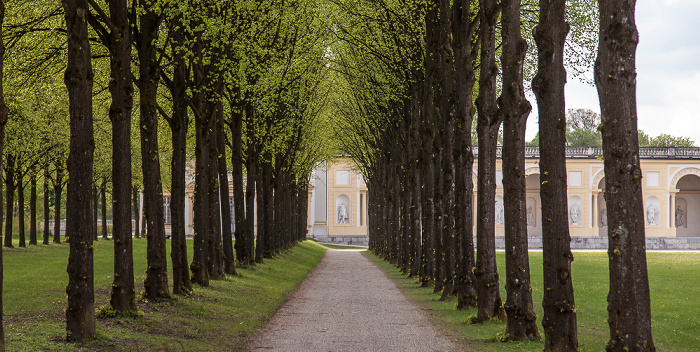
[246,249,457,352]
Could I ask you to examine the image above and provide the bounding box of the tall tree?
[474,0,506,323]
[85,0,137,312]
[595,0,655,350]
[532,0,578,349]
[62,0,96,341]
[136,0,169,300]
[500,0,539,340]
[451,0,478,310]
[0,0,7,347]
[161,10,192,295]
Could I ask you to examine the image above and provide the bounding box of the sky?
[525,0,700,144]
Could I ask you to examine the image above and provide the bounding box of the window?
[336,170,350,185]
[646,172,660,187]
[568,171,582,187]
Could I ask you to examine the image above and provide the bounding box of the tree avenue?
[333,0,656,349]
[0,0,662,350]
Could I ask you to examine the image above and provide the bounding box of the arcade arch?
[674,173,700,237]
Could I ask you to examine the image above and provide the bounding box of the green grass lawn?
[3,238,327,351]
[366,250,700,352]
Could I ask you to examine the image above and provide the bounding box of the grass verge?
[365,250,700,352]
[3,239,327,351]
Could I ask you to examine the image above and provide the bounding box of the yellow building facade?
[310,147,700,248]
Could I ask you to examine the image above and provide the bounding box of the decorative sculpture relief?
[600,208,607,227]
[646,204,659,225]
[676,206,685,228]
[569,204,581,225]
[338,202,349,223]
[526,206,535,227]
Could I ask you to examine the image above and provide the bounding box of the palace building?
[308,147,700,249]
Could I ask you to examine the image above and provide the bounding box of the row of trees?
[0,0,334,347]
[333,0,654,351]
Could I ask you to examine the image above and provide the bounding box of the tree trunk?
[107,0,136,312]
[132,187,139,239]
[255,163,265,263]
[63,0,96,340]
[53,165,63,243]
[595,1,655,350]
[500,0,539,341]
[475,0,506,323]
[29,176,37,245]
[43,170,50,245]
[420,2,438,286]
[191,96,210,285]
[230,105,247,265]
[246,106,258,264]
[261,156,273,259]
[532,0,578,350]
[452,0,477,310]
[3,156,14,248]
[218,111,236,275]
[101,184,107,239]
[137,1,169,300]
[207,111,223,280]
[92,185,98,241]
[18,181,25,247]
[167,16,191,294]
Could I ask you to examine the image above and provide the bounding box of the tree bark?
[532,0,578,350]
[62,0,96,341]
[595,1,655,350]
[106,0,136,312]
[137,0,169,300]
[475,0,505,323]
[29,176,37,245]
[500,0,539,340]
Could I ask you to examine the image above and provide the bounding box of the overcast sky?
[525,0,700,144]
